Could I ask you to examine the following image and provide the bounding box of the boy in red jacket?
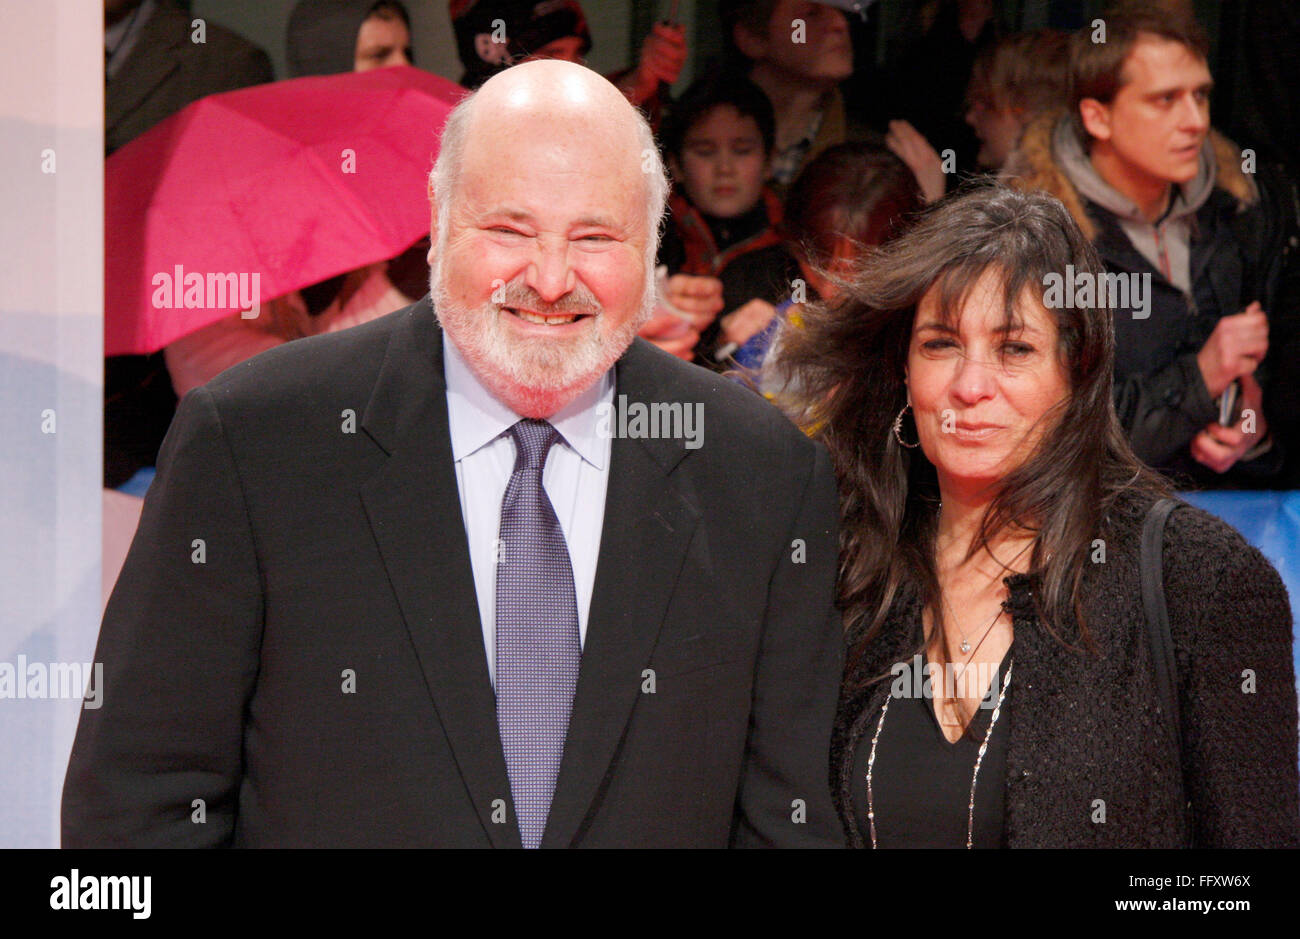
[659,73,800,368]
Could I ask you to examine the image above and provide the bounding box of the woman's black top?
[850,647,1012,848]
[833,492,1300,847]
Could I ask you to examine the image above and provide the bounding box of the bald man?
[63,61,844,848]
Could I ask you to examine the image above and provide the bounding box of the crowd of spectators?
[104,0,1300,492]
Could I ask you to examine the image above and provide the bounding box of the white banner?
[0,0,104,848]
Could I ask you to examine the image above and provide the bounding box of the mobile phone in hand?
[1218,379,1241,426]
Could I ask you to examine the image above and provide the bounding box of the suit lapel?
[358,300,519,848]
[360,317,701,848]
[541,341,701,848]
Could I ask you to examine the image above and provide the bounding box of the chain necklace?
[951,603,1002,655]
[864,658,1014,849]
[940,536,1033,653]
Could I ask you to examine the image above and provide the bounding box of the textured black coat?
[832,492,1300,847]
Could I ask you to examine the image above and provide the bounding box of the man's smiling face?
[431,64,657,418]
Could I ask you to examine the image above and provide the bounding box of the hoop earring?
[892,403,920,449]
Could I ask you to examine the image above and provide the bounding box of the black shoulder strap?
[1140,496,1191,843]
[1140,498,1181,748]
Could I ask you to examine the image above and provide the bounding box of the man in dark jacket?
[106,0,273,155]
[1008,8,1296,489]
[105,0,275,491]
[65,60,845,848]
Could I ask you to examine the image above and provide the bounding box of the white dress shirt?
[442,332,613,689]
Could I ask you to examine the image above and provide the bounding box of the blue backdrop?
[1181,491,1300,700]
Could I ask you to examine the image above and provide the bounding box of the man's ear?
[1078,98,1112,143]
[732,20,768,61]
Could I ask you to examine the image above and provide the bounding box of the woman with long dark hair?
[774,184,1299,847]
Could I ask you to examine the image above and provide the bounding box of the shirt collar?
[442,330,613,469]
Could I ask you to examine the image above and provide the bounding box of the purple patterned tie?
[495,419,581,849]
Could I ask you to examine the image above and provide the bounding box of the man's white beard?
[431,258,654,417]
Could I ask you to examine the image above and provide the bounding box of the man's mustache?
[495,281,602,317]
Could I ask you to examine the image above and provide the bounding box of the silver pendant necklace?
[864,658,1014,849]
[955,603,1002,654]
[937,533,1033,654]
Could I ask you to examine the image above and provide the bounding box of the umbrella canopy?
[106,65,462,356]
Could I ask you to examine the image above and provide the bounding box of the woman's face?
[906,267,1069,494]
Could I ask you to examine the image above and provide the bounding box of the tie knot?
[508,419,560,473]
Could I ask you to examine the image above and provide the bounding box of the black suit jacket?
[64,298,845,847]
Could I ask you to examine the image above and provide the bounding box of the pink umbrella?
[106,65,463,356]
